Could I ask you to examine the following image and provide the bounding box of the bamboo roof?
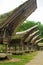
[24,30,39,42]
[34,38,43,44]
[31,34,40,43]
[38,43,43,46]
[13,25,38,39]
[0,0,37,36]
[16,25,38,35]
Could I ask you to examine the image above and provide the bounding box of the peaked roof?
[34,38,43,44]
[16,25,38,35]
[31,34,40,43]
[25,30,39,42]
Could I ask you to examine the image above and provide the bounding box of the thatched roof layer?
[13,25,38,39]
[16,25,38,35]
[34,38,43,44]
[31,34,40,43]
[25,30,39,42]
[0,0,37,37]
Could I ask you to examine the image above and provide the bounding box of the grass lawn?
[0,51,38,65]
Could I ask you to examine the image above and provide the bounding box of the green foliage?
[37,22,43,37]
[0,52,37,65]
[17,21,43,38]
[18,20,36,32]
[0,44,6,52]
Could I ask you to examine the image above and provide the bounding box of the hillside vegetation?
[18,21,43,38]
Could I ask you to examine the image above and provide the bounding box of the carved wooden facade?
[0,0,37,56]
[10,25,40,54]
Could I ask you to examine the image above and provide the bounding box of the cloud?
[27,0,43,24]
[27,8,43,24]
[0,0,43,24]
[0,0,27,14]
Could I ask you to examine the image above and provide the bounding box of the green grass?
[0,51,38,65]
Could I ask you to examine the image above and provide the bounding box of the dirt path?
[0,58,21,63]
[26,51,43,65]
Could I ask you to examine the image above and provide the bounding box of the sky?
[0,0,43,24]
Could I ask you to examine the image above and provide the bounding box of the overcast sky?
[0,0,43,24]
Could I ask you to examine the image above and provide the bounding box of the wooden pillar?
[19,43,22,51]
[27,42,29,50]
[27,43,29,50]
[5,44,8,55]
[32,42,36,51]
[19,40,23,53]
[23,42,25,50]
[15,43,17,51]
